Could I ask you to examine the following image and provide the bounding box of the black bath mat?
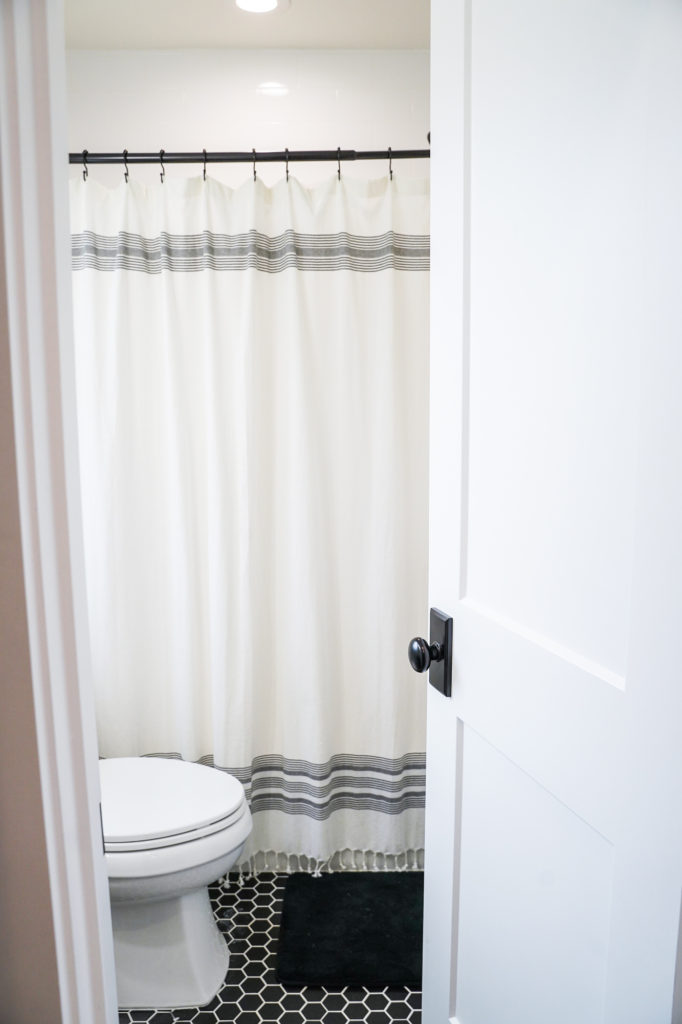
[275,871,423,988]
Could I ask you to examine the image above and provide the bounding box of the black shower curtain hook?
[285,147,289,182]
[337,147,341,181]
[203,148,207,181]
[388,147,393,181]
[123,149,129,183]
[159,149,165,183]
[82,149,88,181]
[253,148,257,182]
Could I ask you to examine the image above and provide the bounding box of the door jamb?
[0,1,117,1019]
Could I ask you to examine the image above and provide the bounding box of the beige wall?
[0,203,62,1021]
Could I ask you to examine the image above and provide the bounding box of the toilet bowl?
[99,757,252,1010]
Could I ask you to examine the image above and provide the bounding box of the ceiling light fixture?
[235,0,290,12]
[257,81,289,96]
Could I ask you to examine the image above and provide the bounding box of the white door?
[422,2,682,1023]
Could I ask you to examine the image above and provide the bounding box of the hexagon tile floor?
[117,872,422,1024]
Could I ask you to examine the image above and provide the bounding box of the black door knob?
[408,636,444,673]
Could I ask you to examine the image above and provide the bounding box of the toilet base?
[112,886,229,1009]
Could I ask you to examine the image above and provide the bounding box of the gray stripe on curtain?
[71,228,430,273]
[141,752,426,820]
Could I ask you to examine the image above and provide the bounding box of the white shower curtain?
[70,172,429,870]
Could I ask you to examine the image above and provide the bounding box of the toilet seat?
[105,802,249,852]
[100,756,248,852]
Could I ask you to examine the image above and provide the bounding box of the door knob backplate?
[408,607,453,698]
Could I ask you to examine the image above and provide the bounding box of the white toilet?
[99,756,252,1010]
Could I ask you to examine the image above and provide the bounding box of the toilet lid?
[99,757,247,845]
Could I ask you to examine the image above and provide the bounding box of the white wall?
[65,49,429,189]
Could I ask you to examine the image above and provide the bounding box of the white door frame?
[422,0,465,1019]
[0,1,117,1020]
[3,2,445,1021]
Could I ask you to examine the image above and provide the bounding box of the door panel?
[457,727,614,1024]
[465,0,640,678]
[424,1,682,1022]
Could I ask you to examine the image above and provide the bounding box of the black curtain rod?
[69,148,430,166]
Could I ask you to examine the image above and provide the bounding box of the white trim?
[0,1,117,1020]
[422,1,467,1023]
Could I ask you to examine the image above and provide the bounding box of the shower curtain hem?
[228,847,425,880]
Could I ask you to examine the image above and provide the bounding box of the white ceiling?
[64,0,430,50]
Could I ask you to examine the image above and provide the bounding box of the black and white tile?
[117,873,422,1024]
